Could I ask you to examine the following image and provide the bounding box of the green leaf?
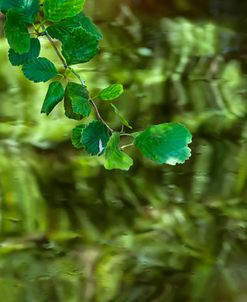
[46,13,101,66]
[4,9,30,54]
[62,28,100,65]
[43,0,85,22]
[64,82,91,120]
[22,57,58,83]
[47,12,102,41]
[47,22,72,41]
[8,38,40,66]
[71,124,85,149]
[41,82,64,115]
[81,120,110,155]
[134,123,192,165]
[72,12,102,40]
[98,84,124,101]
[0,0,39,23]
[104,132,133,171]
[110,104,132,129]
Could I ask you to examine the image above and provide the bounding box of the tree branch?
[41,24,115,134]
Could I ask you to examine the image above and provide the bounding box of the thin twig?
[41,25,86,84]
[42,26,68,69]
[89,99,114,133]
[68,67,85,85]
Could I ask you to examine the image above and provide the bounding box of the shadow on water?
[0,1,247,301]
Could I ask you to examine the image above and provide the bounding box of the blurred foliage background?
[1,0,247,301]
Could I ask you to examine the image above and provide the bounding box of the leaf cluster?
[0,0,192,170]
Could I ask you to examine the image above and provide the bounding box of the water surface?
[0,1,247,301]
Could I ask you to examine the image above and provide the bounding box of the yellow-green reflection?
[1,1,247,301]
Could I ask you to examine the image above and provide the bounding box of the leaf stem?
[120,133,133,137]
[120,143,134,150]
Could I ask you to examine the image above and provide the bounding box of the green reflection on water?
[0,1,247,301]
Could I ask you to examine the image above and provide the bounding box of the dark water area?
[0,1,247,301]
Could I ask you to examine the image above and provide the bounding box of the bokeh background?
[1,0,247,301]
